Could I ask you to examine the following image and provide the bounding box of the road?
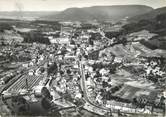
[79,61,109,115]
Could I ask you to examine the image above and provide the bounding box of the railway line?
[7,75,44,93]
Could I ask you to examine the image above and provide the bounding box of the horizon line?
[0,4,164,12]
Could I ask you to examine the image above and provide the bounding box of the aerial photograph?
[0,0,166,116]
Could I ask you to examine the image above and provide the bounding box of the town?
[0,17,165,117]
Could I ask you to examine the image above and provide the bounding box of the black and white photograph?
[0,0,166,116]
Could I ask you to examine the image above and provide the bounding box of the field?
[111,69,158,101]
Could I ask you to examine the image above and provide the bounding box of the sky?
[0,0,166,11]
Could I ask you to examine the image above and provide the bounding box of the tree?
[0,23,13,32]
[70,39,75,45]
[11,96,30,115]
[158,96,165,108]
[119,36,127,46]
[41,97,52,110]
[105,31,122,39]
[22,31,51,45]
[60,46,67,55]
[155,13,166,29]
[48,62,58,75]
[89,33,102,40]
[41,87,51,99]
[88,37,94,45]
[80,23,97,29]
[156,13,166,25]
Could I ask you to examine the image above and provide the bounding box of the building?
[0,32,24,45]
[50,37,70,45]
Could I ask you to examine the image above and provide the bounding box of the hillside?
[0,11,59,20]
[129,7,166,22]
[122,8,166,50]
[41,5,153,21]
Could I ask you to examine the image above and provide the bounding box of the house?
[50,37,70,45]
[0,32,24,44]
